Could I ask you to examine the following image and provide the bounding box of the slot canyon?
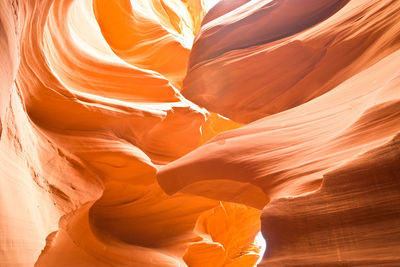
[0,0,399,266]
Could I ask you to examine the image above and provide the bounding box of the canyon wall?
[0,0,399,266]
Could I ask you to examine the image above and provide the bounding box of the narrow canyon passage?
[0,0,399,266]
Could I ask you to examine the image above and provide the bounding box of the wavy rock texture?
[184,0,400,123]
[0,0,399,266]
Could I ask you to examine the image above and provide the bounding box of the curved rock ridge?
[183,0,400,123]
[93,0,194,87]
[260,133,400,266]
[159,48,400,208]
[1,0,260,266]
[1,0,399,266]
[160,48,400,265]
[191,0,350,64]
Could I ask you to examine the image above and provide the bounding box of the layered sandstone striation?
[183,0,400,123]
[0,0,399,266]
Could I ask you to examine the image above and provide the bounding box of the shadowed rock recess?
[0,0,399,266]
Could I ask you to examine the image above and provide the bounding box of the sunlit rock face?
[0,0,399,266]
[184,0,400,123]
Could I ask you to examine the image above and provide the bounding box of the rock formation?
[0,0,399,266]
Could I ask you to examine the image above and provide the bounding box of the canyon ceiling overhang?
[0,0,399,266]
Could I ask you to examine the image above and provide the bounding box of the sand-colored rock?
[0,0,261,266]
[183,0,400,122]
[260,133,400,266]
[159,49,400,208]
[1,0,399,266]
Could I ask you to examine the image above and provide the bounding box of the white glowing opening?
[255,232,267,265]
[204,0,220,12]
[129,0,195,48]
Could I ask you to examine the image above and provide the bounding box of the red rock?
[0,0,399,266]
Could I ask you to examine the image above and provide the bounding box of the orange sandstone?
[0,0,399,266]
